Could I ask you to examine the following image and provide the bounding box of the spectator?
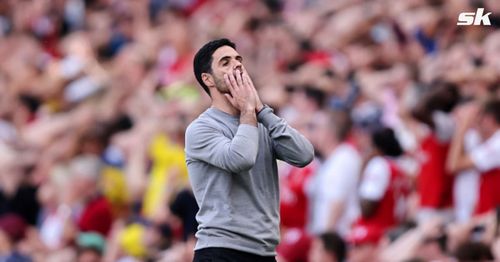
[307,110,362,237]
[277,228,312,262]
[353,127,410,244]
[76,232,106,262]
[280,162,317,230]
[279,112,319,231]
[169,188,198,241]
[69,155,113,236]
[347,224,383,262]
[411,83,459,223]
[447,99,500,216]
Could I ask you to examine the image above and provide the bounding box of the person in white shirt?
[307,110,362,237]
[447,99,500,215]
[453,129,480,222]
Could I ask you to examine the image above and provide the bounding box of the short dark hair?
[483,98,500,124]
[372,127,404,157]
[193,38,236,95]
[319,232,346,262]
[411,82,460,130]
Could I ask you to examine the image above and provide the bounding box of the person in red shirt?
[411,83,459,222]
[355,127,410,240]
[277,227,312,262]
[280,161,317,230]
[69,155,113,236]
[347,127,409,262]
[77,195,113,236]
[347,223,384,262]
[277,162,317,262]
[447,99,500,215]
[277,112,318,262]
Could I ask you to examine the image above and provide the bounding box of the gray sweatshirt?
[185,106,314,256]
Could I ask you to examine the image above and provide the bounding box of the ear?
[202,73,214,88]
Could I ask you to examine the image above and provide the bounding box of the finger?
[252,85,261,106]
[239,71,253,96]
[241,68,254,85]
[252,84,259,97]
[234,69,244,88]
[241,70,254,90]
[243,73,255,90]
[224,74,235,94]
[227,71,239,92]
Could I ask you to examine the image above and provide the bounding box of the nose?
[234,60,242,71]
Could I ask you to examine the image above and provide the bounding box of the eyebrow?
[218,55,243,64]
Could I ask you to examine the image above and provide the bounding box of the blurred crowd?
[0,0,499,261]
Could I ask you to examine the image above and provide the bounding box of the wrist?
[241,106,256,115]
[240,107,257,126]
[255,102,264,113]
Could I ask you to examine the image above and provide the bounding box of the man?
[354,127,409,240]
[70,154,113,236]
[346,111,409,262]
[410,83,458,223]
[447,98,500,215]
[307,110,361,237]
[186,38,314,261]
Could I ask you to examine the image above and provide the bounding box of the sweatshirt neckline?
[209,107,239,120]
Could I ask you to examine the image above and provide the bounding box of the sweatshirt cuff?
[257,105,280,128]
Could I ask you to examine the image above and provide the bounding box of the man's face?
[478,113,498,139]
[70,175,97,201]
[307,111,336,153]
[207,45,244,93]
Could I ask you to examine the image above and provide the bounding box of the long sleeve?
[257,106,314,167]
[185,121,259,173]
[185,108,283,255]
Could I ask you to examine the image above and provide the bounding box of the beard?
[213,75,230,94]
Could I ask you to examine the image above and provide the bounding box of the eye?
[222,61,229,66]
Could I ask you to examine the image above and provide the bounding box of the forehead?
[212,45,240,61]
